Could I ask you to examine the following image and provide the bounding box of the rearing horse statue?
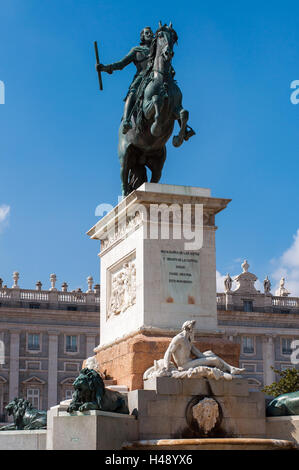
[97,22,195,196]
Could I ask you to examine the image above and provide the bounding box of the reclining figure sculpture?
[144,320,245,381]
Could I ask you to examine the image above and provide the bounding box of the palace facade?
[218,261,299,390]
[1,261,298,422]
[0,273,100,422]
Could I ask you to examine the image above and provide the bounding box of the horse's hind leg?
[147,147,166,184]
[120,147,131,196]
[120,164,130,197]
[172,107,189,147]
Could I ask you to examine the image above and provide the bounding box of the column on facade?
[9,330,21,401]
[86,334,97,358]
[262,335,276,386]
[47,330,59,408]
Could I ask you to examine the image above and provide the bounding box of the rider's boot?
[122,119,132,134]
[122,93,134,134]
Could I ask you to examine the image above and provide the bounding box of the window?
[281,338,293,356]
[29,303,40,309]
[65,389,73,400]
[242,336,255,354]
[242,363,256,372]
[27,361,41,370]
[66,335,78,353]
[281,363,293,371]
[28,334,40,351]
[27,388,40,409]
[65,362,79,372]
[243,300,253,312]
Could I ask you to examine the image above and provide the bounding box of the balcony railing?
[217,292,299,313]
[0,286,100,307]
[272,296,299,308]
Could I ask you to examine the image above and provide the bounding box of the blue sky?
[0,0,298,294]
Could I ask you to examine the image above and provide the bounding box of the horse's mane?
[149,25,178,63]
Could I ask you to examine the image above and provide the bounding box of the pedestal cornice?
[87,183,231,242]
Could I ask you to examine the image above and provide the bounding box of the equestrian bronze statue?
[96,22,195,196]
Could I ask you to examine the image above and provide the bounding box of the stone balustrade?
[0,273,100,307]
[217,292,299,312]
[272,296,299,308]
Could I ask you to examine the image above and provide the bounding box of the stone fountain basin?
[122,438,298,451]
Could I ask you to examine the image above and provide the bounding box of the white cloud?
[216,270,226,292]
[271,229,299,296]
[0,204,10,232]
[217,231,299,296]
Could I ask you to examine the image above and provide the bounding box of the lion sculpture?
[266,391,299,416]
[67,368,129,414]
[0,398,47,430]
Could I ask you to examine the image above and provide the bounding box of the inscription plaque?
[161,250,200,305]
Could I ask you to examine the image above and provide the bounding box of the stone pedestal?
[88,183,230,339]
[0,430,47,450]
[46,402,138,450]
[87,183,232,388]
[266,416,299,444]
[127,376,266,440]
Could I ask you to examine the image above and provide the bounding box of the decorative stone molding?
[192,398,220,435]
[234,260,258,294]
[36,281,42,291]
[86,276,94,293]
[108,260,136,319]
[49,274,57,292]
[85,355,103,377]
[12,272,20,289]
[101,212,142,252]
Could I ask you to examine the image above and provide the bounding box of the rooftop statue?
[263,276,271,294]
[224,273,233,293]
[95,22,195,196]
[143,320,245,381]
[275,277,291,297]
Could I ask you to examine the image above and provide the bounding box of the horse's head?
[152,21,178,64]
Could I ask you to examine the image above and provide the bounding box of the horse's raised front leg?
[172,108,189,147]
